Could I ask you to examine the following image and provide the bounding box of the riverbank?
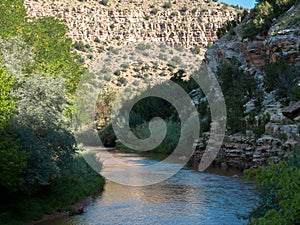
[0,156,105,225]
[28,196,93,225]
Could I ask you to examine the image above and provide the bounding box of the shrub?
[132,120,180,154]
[117,77,127,85]
[100,0,109,6]
[190,45,201,54]
[109,23,115,29]
[242,0,296,38]
[171,11,178,16]
[217,19,240,39]
[136,43,151,51]
[243,1,273,38]
[162,1,172,9]
[94,37,101,43]
[180,5,188,13]
[114,69,121,76]
[245,148,300,224]
[74,41,85,51]
[191,8,197,14]
[0,137,28,192]
[150,8,159,15]
[248,113,271,137]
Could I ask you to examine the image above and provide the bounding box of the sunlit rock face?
[24,0,240,63]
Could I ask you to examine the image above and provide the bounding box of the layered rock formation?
[192,133,294,169]
[24,0,240,64]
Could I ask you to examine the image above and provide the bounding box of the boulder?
[282,101,300,120]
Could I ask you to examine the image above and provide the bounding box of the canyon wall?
[24,0,240,63]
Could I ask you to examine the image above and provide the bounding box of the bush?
[131,120,180,154]
[117,77,127,85]
[109,23,115,29]
[74,41,86,52]
[94,37,101,43]
[245,148,300,224]
[190,45,201,54]
[243,1,273,38]
[100,0,109,6]
[136,43,151,51]
[191,8,197,14]
[150,8,159,15]
[162,1,172,9]
[248,113,271,137]
[0,154,105,225]
[98,124,117,147]
[217,18,241,39]
[180,5,188,13]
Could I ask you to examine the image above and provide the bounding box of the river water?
[39,150,258,225]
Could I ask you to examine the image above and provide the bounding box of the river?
[38,150,258,225]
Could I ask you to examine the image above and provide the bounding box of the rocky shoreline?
[192,133,297,170]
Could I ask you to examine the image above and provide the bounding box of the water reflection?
[39,150,257,225]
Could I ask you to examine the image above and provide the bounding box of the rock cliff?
[24,0,241,64]
[193,2,300,169]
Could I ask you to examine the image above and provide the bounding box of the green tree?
[243,1,273,38]
[11,75,77,187]
[264,55,299,102]
[217,60,259,134]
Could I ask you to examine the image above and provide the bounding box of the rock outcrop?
[205,27,300,74]
[282,101,300,121]
[192,133,293,170]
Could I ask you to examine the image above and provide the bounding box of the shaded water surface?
[39,150,257,225]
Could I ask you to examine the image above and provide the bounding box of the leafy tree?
[243,1,273,38]
[11,75,77,188]
[22,17,84,95]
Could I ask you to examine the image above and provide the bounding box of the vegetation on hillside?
[242,0,297,38]
[0,1,104,224]
[263,55,300,103]
[216,58,261,134]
